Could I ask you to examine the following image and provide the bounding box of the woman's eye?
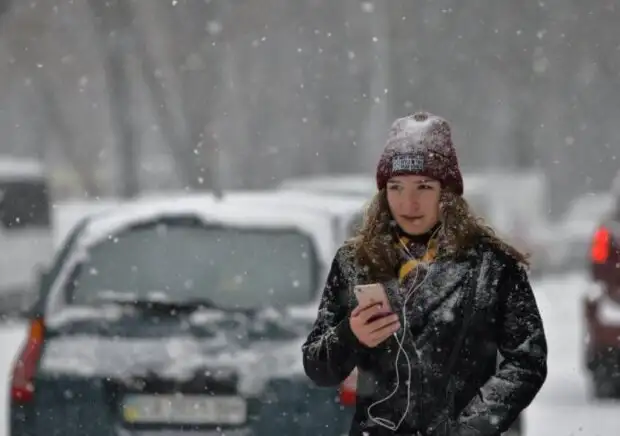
[419,184,433,190]
[388,185,401,191]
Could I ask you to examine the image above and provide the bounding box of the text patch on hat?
[392,153,425,172]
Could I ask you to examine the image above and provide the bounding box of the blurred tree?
[0,0,618,211]
[86,0,139,198]
[0,0,103,196]
[131,0,223,194]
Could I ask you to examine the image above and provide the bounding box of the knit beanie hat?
[376,112,464,195]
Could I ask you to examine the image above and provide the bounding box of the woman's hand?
[349,302,401,347]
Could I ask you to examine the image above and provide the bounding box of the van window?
[0,180,51,229]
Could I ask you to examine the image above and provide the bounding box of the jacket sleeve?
[453,261,548,436]
[302,253,367,387]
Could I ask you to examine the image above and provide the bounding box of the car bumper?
[11,378,351,436]
[115,430,252,436]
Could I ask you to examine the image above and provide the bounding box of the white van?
[0,156,55,315]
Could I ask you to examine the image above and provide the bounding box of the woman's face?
[386,174,441,235]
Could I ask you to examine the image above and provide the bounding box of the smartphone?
[354,283,393,322]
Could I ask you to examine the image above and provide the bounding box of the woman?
[302,112,547,436]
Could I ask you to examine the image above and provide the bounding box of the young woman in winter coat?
[302,112,548,436]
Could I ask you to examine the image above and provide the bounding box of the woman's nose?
[401,195,420,213]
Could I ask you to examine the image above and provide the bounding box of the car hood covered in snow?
[40,305,316,396]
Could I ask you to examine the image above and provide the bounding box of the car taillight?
[338,368,358,406]
[10,318,45,403]
[591,227,611,264]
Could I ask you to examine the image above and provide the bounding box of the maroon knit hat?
[376,111,464,195]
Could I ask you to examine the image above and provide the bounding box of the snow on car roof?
[135,189,367,231]
[52,199,123,247]
[79,193,336,264]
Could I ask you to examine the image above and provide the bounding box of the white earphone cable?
[366,225,441,431]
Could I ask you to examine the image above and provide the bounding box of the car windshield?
[65,221,318,310]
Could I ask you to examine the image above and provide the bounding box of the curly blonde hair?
[346,189,529,281]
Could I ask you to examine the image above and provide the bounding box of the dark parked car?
[583,180,620,398]
[9,195,352,436]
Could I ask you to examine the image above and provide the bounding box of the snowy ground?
[0,271,618,435]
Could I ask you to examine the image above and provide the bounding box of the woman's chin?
[399,222,433,235]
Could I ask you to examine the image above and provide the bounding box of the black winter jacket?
[301,240,547,435]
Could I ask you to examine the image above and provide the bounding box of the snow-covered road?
[1,272,618,435]
[524,272,619,435]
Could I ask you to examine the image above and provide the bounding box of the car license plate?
[121,394,247,425]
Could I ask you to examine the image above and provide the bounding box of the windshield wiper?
[98,294,221,314]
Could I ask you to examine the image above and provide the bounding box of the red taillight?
[10,318,45,403]
[591,227,611,264]
[338,368,358,406]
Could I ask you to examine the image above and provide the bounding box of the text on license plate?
[121,394,247,425]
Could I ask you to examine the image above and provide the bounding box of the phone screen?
[355,285,391,311]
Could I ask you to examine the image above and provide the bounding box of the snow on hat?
[376,111,464,195]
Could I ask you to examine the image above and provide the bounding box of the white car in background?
[537,192,615,273]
